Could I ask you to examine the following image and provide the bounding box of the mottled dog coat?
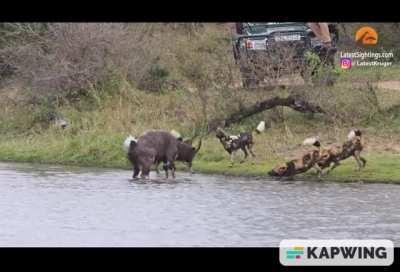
[215,122,265,164]
[268,150,321,178]
[268,129,367,179]
[316,129,366,174]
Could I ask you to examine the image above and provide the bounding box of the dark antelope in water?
[123,130,179,179]
[156,130,202,174]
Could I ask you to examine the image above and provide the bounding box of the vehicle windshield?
[243,22,308,35]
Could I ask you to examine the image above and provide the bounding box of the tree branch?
[207,95,325,133]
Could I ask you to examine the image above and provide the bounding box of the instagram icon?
[340,58,352,69]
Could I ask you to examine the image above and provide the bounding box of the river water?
[0,162,399,247]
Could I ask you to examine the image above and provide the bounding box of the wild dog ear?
[354,129,362,137]
[303,136,320,147]
[347,129,356,140]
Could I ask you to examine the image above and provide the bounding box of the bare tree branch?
[207,95,325,133]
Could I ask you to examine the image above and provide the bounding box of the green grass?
[0,131,129,169]
[0,131,399,183]
[194,152,400,183]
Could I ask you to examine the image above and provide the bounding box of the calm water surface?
[1,162,399,246]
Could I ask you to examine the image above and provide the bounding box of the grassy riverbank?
[0,123,399,183]
[1,24,400,183]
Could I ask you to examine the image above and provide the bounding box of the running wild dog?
[123,130,179,179]
[269,129,367,179]
[316,129,366,175]
[267,149,322,179]
[215,121,265,164]
[268,136,322,178]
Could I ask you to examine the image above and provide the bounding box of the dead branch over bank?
[207,95,325,133]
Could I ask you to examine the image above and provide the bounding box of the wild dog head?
[268,150,320,177]
[347,129,362,140]
[268,161,296,177]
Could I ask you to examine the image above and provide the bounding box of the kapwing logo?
[280,240,394,266]
[285,246,304,260]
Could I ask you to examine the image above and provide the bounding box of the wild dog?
[316,129,366,174]
[123,130,179,179]
[155,130,202,174]
[215,121,265,164]
[268,149,322,179]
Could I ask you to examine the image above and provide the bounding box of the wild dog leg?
[354,156,362,170]
[248,144,256,157]
[360,156,367,167]
[327,161,340,174]
[353,151,366,171]
[313,164,323,179]
[230,151,235,166]
[240,146,248,163]
[354,150,367,169]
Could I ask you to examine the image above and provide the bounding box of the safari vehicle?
[232,22,339,87]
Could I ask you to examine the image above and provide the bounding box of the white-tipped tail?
[123,135,137,153]
[255,121,266,133]
[347,130,356,140]
[170,130,182,139]
[303,136,320,146]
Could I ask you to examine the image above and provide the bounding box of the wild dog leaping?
[318,129,366,174]
[302,129,367,176]
[268,149,322,179]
